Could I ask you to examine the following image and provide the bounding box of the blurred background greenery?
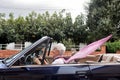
[0,0,120,52]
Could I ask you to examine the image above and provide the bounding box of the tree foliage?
[86,0,120,43]
[73,14,88,44]
[0,10,87,44]
[1,0,120,45]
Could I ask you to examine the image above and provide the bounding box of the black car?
[0,36,120,80]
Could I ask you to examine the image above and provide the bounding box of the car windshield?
[2,36,51,67]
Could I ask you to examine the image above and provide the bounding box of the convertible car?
[0,36,120,80]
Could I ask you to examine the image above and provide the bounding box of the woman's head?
[52,43,66,57]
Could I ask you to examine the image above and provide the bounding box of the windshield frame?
[2,36,52,67]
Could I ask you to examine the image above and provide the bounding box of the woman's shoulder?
[52,58,65,64]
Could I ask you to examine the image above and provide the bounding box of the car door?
[0,64,91,80]
[89,63,120,80]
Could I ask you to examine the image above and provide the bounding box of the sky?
[0,0,90,19]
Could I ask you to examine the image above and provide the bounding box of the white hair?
[54,43,66,55]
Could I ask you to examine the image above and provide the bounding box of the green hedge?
[106,41,120,53]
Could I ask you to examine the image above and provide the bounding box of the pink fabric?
[65,34,112,63]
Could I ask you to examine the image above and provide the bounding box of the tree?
[6,13,16,42]
[86,0,120,42]
[14,16,25,42]
[0,13,5,36]
[73,14,88,44]
[25,11,39,42]
[0,13,7,43]
[0,10,87,45]
[50,11,66,42]
[63,13,73,40]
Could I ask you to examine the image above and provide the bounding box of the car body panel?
[90,63,120,74]
[0,64,90,80]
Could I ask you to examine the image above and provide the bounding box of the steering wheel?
[24,49,48,65]
[24,53,36,65]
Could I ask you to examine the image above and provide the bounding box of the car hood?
[0,60,7,68]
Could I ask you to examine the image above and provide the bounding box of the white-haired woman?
[51,43,66,64]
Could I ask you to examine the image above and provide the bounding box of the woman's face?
[52,48,59,57]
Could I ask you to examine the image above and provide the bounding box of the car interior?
[10,40,120,67]
[75,53,120,63]
[44,53,120,65]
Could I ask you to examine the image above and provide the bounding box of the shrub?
[62,38,76,51]
[106,41,120,53]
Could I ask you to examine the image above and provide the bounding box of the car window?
[4,39,51,66]
[23,43,46,65]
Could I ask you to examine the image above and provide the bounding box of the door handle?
[76,71,88,78]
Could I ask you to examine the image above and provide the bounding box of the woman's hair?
[54,43,66,55]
